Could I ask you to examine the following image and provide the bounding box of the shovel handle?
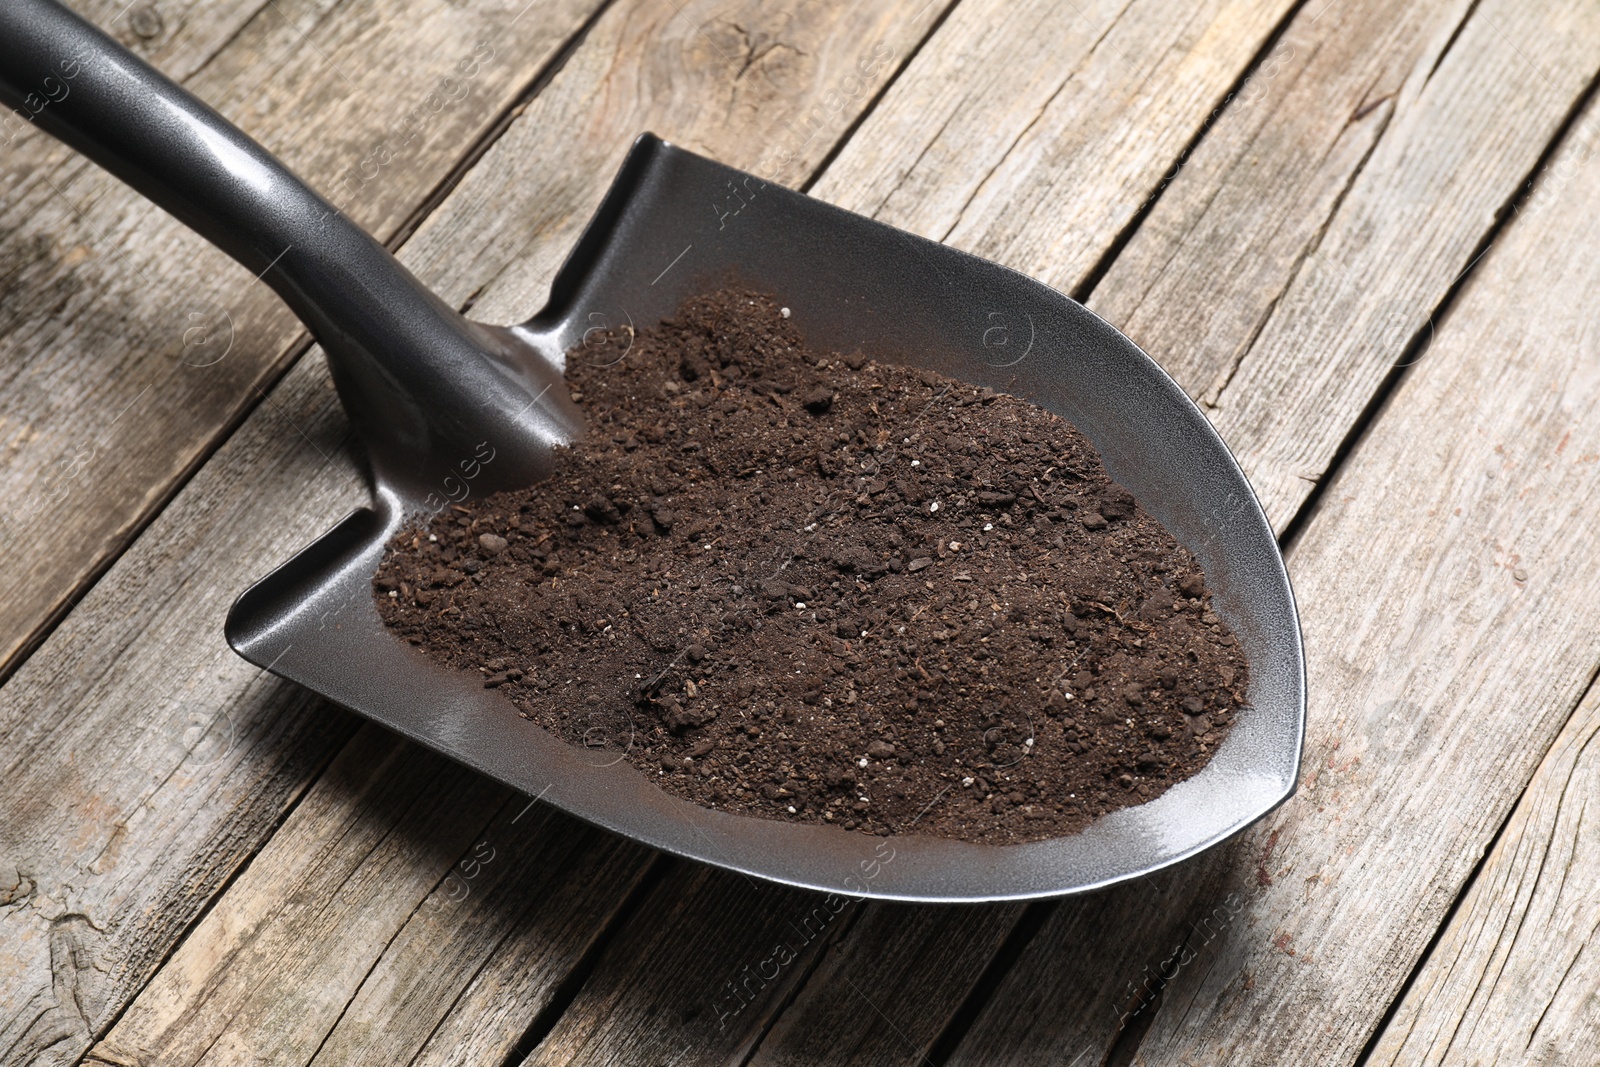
[0,0,567,494]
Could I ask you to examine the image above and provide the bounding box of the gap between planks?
[1361,665,1600,1066]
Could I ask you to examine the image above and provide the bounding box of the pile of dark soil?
[373,289,1249,844]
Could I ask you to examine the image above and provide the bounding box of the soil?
[373,289,1249,844]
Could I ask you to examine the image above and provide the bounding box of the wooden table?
[4,0,1598,1063]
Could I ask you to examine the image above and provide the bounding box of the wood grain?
[0,0,606,678]
[1087,0,1470,414]
[2,0,615,1054]
[521,864,853,1067]
[85,727,511,1066]
[1095,0,1600,528]
[1365,677,1600,1066]
[85,728,654,1067]
[808,0,1297,293]
[944,857,1246,1067]
[0,348,371,1066]
[949,64,1600,1066]
[0,2,949,1063]
[394,0,944,325]
[745,902,1023,1067]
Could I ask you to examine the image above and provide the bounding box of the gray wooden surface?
[3,0,1598,1064]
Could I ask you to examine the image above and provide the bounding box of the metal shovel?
[1,0,1304,901]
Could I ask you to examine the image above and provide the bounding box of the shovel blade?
[227,135,1303,902]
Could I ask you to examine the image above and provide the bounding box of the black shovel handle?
[0,0,565,494]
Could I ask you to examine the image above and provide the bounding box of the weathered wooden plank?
[745,902,1022,1067]
[807,0,1296,293]
[393,0,936,322]
[2,0,614,1053]
[346,829,654,1067]
[0,0,606,678]
[1365,677,1600,1066]
[62,0,269,86]
[0,1,949,1062]
[85,728,654,1067]
[84,727,510,1066]
[950,60,1600,1066]
[1093,0,1600,528]
[0,348,372,1066]
[521,865,852,1067]
[1087,0,1469,413]
[944,860,1247,1067]
[744,902,1023,1067]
